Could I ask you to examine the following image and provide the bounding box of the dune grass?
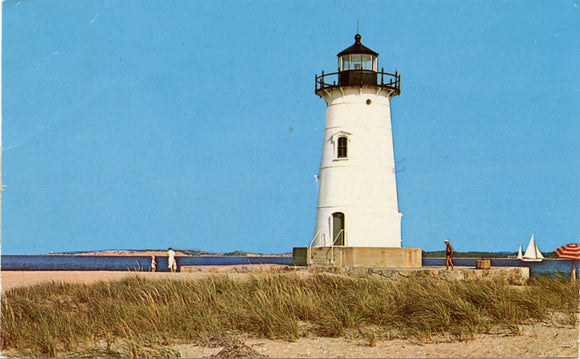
[1,273,578,357]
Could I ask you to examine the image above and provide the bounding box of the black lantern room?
[315,34,400,97]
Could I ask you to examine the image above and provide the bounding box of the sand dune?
[1,268,577,358]
[1,269,256,293]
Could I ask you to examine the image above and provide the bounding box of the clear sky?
[2,1,579,255]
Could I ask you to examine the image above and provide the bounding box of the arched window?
[337,137,348,158]
[331,132,351,160]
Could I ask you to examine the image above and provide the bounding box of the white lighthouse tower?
[312,34,402,248]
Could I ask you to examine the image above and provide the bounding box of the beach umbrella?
[554,243,580,260]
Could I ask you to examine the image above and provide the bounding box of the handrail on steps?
[308,230,345,265]
[328,229,345,265]
[307,231,325,266]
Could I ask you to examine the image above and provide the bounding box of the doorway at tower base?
[292,247,422,268]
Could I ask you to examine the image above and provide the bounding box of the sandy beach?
[0,267,280,294]
[2,268,578,358]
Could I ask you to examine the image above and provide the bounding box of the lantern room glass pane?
[340,54,376,71]
[352,54,362,69]
[361,54,372,70]
[339,55,350,71]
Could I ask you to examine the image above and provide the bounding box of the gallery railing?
[315,69,401,95]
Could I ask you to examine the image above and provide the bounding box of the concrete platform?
[293,246,422,268]
[301,265,530,285]
[178,264,529,285]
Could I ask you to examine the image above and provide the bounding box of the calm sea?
[423,258,578,277]
[0,255,577,278]
[0,255,293,272]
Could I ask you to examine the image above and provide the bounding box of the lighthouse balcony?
[315,69,401,97]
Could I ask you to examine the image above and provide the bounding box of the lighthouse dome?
[337,34,379,57]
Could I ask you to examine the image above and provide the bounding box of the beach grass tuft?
[1,273,578,357]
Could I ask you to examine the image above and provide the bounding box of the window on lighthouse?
[337,137,348,158]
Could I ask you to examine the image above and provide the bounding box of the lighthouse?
[293,34,420,268]
[312,33,402,248]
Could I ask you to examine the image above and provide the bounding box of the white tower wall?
[313,86,402,247]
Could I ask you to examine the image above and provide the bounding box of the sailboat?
[519,234,544,262]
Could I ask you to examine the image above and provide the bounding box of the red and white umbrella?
[554,243,580,260]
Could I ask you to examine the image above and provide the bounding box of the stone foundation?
[304,266,530,285]
[293,246,422,268]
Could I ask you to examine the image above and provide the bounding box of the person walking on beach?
[150,255,157,272]
[445,240,454,271]
[167,248,177,273]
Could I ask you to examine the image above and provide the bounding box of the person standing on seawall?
[167,248,177,273]
[150,255,157,272]
[445,240,454,271]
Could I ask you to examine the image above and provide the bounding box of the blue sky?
[2,1,579,255]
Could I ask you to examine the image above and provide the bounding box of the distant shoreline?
[14,249,559,259]
[47,249,293,258]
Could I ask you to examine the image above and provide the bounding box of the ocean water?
[0,255,293,272]
[423,258,578,277]
[0,255,577,277]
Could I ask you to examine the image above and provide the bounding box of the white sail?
[522,234,544,261]
[535,243,544,259]
[523,234,536,258]
[517,245,523,259]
